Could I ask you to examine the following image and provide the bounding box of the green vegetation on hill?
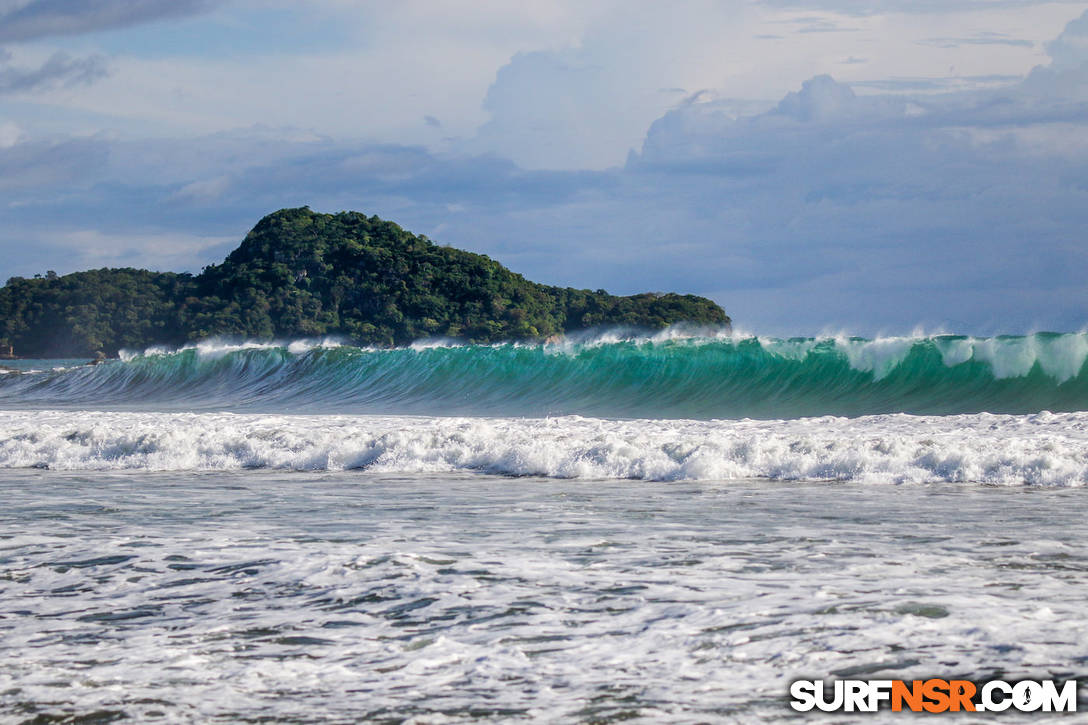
[0,269,195,358]
[0,207,729,357]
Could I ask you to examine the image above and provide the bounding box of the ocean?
[2,331,1087,722]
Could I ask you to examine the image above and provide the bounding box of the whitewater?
[3,331,1088,722]
[2,410,1087,485]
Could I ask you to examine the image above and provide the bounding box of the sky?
[1,0,1088,335]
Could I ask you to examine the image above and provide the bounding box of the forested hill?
[0,207,729,357]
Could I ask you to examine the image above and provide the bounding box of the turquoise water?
[1,332,1087,418]
[0,358,93,371]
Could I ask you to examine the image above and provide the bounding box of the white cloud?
[0,1,617,145]
[615,13,1088,331]
[0,120,21,147]
[1046,5,1088,66]
[48,228,235,272]
[3,4,1088,334]
[4,0,1080,161]
[461,1,1083,169]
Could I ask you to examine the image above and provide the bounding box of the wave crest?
[3,331,1088,418]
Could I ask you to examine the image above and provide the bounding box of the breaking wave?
[1,331,1087,418]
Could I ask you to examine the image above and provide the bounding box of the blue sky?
[1,0,1087,335]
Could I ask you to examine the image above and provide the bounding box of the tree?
[0,208,730,356]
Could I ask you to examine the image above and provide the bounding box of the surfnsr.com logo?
[790,679,1077,713]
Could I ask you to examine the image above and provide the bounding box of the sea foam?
[1,410,1085,484]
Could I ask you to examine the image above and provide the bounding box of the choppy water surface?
[4,331,1088,721]
[2,471,1087,722]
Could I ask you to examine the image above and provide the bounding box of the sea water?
[2,332,1088,722]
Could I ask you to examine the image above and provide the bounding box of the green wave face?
[2,333,1087,418]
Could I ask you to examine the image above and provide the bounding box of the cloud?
[467,50,621,169]
[44,228,236,273]
[619,13,1088,332]
[759,0,1087,16]
[848,75,1023,92]
[786,16,861,33]
[773,74,868,120]
[461,2,770,170]
[1,0,1063,165]
[919,32,1035,49]
[2,7,1088,335]
[1046,6,1088,69]
[0,120,628,294]
[0,121,21,147]
[0,50,106,93]
[0,134,109,191]
[457,0,1066,171]
[0,0,221,42]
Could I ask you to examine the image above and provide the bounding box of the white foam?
[822,333,1088,382]
[119,337,344,362]
[1035,333,1088,382]
[833,335,917,380]
[544,324,734,350]
[971,336,1038,379]
[934,337,974,366]
[738,332,1088,383]
[757,336,818,361]
[1,410,1086,485]
[409,337,468,350]
[2,469,1086,721]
